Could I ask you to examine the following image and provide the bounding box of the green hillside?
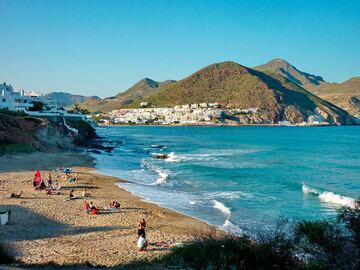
[134,61,352,124]
[81,78,175,112]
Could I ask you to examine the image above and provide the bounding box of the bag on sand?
[0,211,11,225]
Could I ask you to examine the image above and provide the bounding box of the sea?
[91,126,360,235]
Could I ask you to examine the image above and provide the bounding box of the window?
[24,100,27,103]
[2,99,5,102]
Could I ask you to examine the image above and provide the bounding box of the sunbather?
[110,201,120,209]
[82,189,91,197]
[46,188,60,195]
[10,191,23,198]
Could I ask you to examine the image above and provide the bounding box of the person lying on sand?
[137,232,148,251]
[10,191,23,198]
[82,189,91,197]
[110,201,120,209]
[67,173,78,183]
[45,188,60,195]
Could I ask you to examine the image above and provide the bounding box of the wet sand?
[0,152,214,268]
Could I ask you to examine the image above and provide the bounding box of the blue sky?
[0,0,359,98]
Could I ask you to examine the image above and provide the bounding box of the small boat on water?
[152,153,168,159]
[150,144,165,149]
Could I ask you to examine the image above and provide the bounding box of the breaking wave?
[141,159,170,185]
[165,149,258,163]
[212,200,243,235]
[302,183,356,208]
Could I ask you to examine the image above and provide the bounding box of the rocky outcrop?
[0,113,97,154]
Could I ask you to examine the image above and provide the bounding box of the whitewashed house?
[0,83,33,111]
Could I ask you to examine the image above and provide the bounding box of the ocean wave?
[165,149,258,163]
[302,183,355,208]
[154,169,170,185]
[212,200,231,218]
[141,159,170,185]
[221,219,243,236]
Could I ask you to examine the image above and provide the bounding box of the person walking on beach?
[47,172,52,188]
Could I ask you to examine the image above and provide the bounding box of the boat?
[152,153,168,159]
[150,144,165,148]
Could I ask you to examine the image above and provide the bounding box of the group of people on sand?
[84,200,121,214]
[28,169,152,251]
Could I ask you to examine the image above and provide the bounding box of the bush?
[0,242,15,264]
[145,200,360,270]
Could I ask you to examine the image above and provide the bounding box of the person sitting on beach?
[10,191,23,198]
[67,173,78,183]
[82,189,91,198]
[69,189,75,199]
[113,201,120,209]
[47,172,52,188]
[89,201,97,210]
[137,232,148,251]
[39,181,47,190]
[85,201,91,212]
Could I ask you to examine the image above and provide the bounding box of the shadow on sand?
[0,205,126,242]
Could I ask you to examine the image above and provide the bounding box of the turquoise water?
[93,126,360,234]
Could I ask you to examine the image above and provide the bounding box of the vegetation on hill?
[255,58,327,90]
[81,78,175,112]
[311,77,360,116]
[255,59,360,117]
[135,61,352,124]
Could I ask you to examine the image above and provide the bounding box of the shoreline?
[88,167,222,233]
[0,151,216,267]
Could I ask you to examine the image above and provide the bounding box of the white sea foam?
[154,168,170,185]
[165,149,258,163]
[302,183,355,208]
[141,159,170,185]
[212,200,231,218]
[221,219,243,235]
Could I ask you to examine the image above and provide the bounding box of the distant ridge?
[133,61,352,124]
[44,92,100,107]
[81,78,175,112]
[255,58,327,90]
[255,59,360,116]
[311,77,360,116]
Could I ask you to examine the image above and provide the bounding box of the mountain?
[81,78,175,112]
[311,77,360,116]
[255,59,327,90]
[133,61,352,124]
[44,92,100,108]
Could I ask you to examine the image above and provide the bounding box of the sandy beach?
[0,152,214,268]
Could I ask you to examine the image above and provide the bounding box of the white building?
[0,83,33,111]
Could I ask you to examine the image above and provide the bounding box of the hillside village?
[104,103,328,126]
